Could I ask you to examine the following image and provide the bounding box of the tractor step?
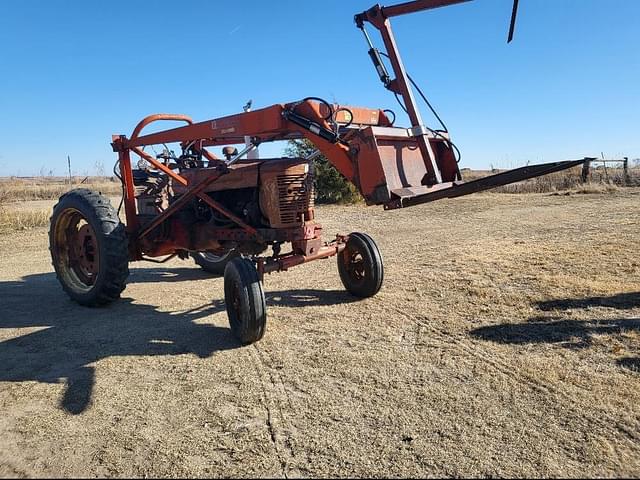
[384,159,587,209]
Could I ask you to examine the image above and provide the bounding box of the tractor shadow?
[130,266,359,307]
[470,292,640,373]
[471,316,640,349]
[129,266,214,283]
[0,272,237,415]
[0,269,359,414]
[536,292,640,311]
[265,289,359,308]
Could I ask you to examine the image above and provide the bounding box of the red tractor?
[49,0,584,344]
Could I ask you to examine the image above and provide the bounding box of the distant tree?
[285,139,362,204]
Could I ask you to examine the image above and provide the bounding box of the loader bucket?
[347,126,586,209]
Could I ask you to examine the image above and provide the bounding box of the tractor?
[49,0,585,344]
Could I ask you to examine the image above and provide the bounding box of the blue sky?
[0,0,638,176]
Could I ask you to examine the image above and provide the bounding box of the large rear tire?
[49,188,129,306]
[337,232,383,298]
[192,249,239,275]
[223,258,266,345]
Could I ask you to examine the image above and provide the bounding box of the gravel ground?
[0,190,639,478]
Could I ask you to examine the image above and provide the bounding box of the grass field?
[0,177,121,203]
[0,177,121,234]
[0,188,638,477]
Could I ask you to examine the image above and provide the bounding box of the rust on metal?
[72,223,99,284]
[260,242,347,276]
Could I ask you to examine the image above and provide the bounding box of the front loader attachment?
[345,0,587,211]
[347,125,586,210]
[383,159,587,209]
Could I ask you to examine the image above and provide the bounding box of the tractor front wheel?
[49,188,129,306]
[223,258,266,344]
[337,232,384,298]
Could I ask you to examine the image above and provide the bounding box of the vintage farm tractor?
[50,0,584,344]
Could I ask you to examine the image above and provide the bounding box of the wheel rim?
[343,247,367,286]
[52,208,100,293]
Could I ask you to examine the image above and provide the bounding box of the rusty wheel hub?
[344,249,366,282]
[71,223,99,283]
[52,208,101,293]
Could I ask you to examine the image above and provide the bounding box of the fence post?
[581,159,591,183]
[623,157,630,185]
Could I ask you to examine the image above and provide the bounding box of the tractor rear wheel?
[192,249,239,275]
[337,232,384,298]
[223,258,266,344]
[49,188,129,306]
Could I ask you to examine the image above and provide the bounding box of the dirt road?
[1,191,639,477]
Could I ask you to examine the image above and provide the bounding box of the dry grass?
[0,177,121,234]
[0,177,121,203]
[0,189,46,234]
[0,208,50,234]
[560,183,621,195]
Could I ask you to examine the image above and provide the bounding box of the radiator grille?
[277,173,314,225]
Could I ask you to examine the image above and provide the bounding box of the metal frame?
[110,105,388,267]
[355,0,473,185]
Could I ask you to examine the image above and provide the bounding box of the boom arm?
[353,1,474,185]
[378,0,472,17]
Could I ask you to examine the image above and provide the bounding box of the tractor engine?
[175,157,314,230]
[133,157,315,255]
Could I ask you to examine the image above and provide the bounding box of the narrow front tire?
[337,232,383,298]
[224,258,267,344]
